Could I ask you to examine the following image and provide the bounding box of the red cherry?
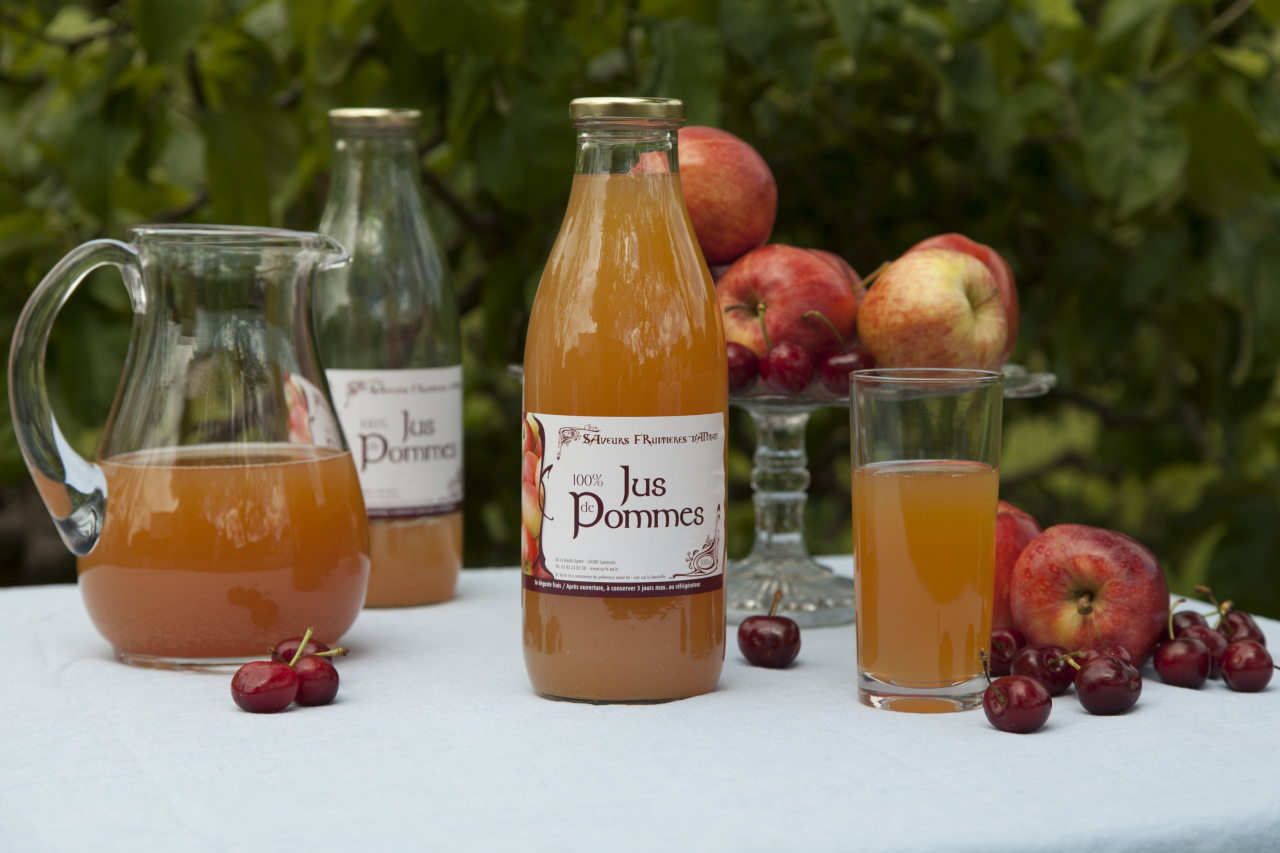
[1076,642,1132,665]
[274,635,330,663]
[1218,610,1266,647]
[1073,655,1142,715]
[988,627,1027,677]
[1177,624,1228,679]
[737,590,801,668]
[231,661,299,713]
[1170,609,1208,637]
[294,655,341,706]
[818,347,874,395]
[983,674,1052,734]
[1220,640,1273,693]
[1153,638,1210,689]
[759,342,813,394]
[1011,644,1073,696]
[726,342,760,394]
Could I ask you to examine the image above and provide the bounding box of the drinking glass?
[9,225,371,669]
[850,368,1003,712]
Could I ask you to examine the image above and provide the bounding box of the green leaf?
[1175,98,1278,215]
[1212,45,1270,80]
[1096,0,1168,45]
[947,0,1008,35]
[128,0,216,64]
[200,110,271,225]
[1079,86,1188,217]
[827,0,872,58]
[1028,0,1083,30]
[640,18,725,127]
[393,0,527,56]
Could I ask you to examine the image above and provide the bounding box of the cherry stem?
[314,647,349,659]
[758,303,771,351]
[801,310,844,350]
[979,650,1004,704]
[1062,656,1082,671]
[768,589,783,618]
[1076,592,1094,616]
[1216,599,1234,631]
[288,627,314,667]
[1168,597,1186,640]
[860,261,889,289]
[1194,584,1221,608]
[1048,651,1084,668]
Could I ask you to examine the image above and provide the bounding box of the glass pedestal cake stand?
[505,363,1056,628]
[730,364,1057,628]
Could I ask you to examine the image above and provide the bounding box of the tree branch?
[1148,0,1259,84]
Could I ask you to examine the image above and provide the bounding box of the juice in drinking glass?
[851,369,1002,712]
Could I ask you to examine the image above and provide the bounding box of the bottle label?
[326,367,464,518]
[520,412,726,598]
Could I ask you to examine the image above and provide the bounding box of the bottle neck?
[574,119,681,175]
[329,132,422,196]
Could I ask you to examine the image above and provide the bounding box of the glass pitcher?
[8,225,371,669]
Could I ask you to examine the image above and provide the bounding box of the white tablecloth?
[3,558,1278,853]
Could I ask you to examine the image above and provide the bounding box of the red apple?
[856,248,1008,370]
[994,501,1042,629]
[717,244,860,362]
[810,250,865,303]
[1010,524,1170,666]
[907,234,1018,365]
[679,126,776,266]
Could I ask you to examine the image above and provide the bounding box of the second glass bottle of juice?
[522,97,728,702]
[315,108,463,607]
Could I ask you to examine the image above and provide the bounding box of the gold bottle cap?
[569,97,685,121]
[327,108,422,130]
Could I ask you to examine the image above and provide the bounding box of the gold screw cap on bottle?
[568,97,685,121]
[327,108,422,131]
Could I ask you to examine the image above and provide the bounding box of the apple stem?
[801,310,844,351]
[758,303,772,350]
[288,627,314,667]
[1168,597,1186,641]
[860,261,889,290]
[768,589,783,618]
[1076,592,1094,616]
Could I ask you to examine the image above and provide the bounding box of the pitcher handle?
[8,239,143,556]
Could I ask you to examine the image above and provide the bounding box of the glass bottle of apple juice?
[314,108,463,607]
[522,97,728,702]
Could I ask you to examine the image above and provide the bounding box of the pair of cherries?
[230,628,346,713]
[1154,591,1272,692]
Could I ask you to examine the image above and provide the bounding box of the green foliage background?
[2,0,1279,616]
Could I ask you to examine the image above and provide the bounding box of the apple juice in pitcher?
[521,97,728,702]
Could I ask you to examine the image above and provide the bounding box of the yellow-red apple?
[907,233,1018,365]
[856,248,1007,370]
[716,244,860,362]
[679,126,776,266]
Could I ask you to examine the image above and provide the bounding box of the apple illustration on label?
[856,248,1008,370]
[1010,524,1170,666]
[678,126,776,266]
